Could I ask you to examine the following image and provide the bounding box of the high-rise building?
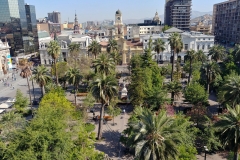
[212,0,240,45]
[25,4,39,52]
[0,0,32,56]
[164,0,192,31]
[48,11,61,23]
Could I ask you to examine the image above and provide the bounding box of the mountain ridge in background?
[122,10,213,24]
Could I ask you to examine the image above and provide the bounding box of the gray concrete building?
[212,0,240,45]
[164,0,192,31]
[48,11,61,23]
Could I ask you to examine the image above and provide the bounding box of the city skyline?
[25,0,222,22]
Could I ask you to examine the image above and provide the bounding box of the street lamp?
[204,146,208,160]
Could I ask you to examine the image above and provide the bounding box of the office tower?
[48,11,61,23]
[164,0,192,31]
[212,0,240,45]
[0,0,30,56]
[25,4,39,52]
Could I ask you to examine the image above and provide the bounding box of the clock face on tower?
[117,17,120,20]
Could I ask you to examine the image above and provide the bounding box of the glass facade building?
[0,0,38,56]
[25,4,39,52]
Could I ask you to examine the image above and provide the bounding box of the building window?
[208,45,210,49]
[145,40,147,42]
[184,44,188,50]
[197,45,200,50]
[198,38,201,40]
[202,45,205,50]
[129,32,130,34]
[209,38,211,40]
[203,38,205,40]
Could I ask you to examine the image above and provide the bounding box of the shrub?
[84,123,95,133]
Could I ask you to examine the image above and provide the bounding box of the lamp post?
[204,146,208,160]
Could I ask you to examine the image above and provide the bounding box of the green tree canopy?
[184,83,209,105]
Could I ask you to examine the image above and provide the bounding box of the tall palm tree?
[214,105,240,160]
[153,38,165,62]
[47,40,61,84]
[166,81,182,103]
[195,50,207,64]
[168,33,183,81]
[68,43,80,67]
[31,65,52,97]
[90,75,118,140]
[66,68,82,105]
[201,61,221,93]
[218,75,240,107]
[92,53,115,78]
[107,39,118,53]
[208,45,226,62]
[109,51,121,65]
[128,108,182,160]
[88,40,101,59]
[19,59,33,116]
[185,49,196,83]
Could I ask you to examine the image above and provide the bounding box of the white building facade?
[127,25,163,40]
[142,31,215,61]
[0,40,11,78]
[39,35,92,65]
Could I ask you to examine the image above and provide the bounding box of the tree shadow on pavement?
[95,130,124,158]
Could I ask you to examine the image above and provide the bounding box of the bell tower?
[73,12,80,34]
[114,9,124,39]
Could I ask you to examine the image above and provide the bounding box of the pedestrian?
[123,109,125,115]
[13,86,14,89]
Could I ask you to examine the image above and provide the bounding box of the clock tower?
[114,9,124,39]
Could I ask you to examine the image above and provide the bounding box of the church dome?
[116,9,121,14]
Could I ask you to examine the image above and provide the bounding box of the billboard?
[6,53,12,69]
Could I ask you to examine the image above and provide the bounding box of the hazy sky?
[25,0,223,23]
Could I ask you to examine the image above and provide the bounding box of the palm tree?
[128,108,182,160]
[66,68,82,105]
[47,40,61,84]
[31,65,52,97]
[88,40,101,59]
[153,38,165,63]
[107,39,118,53]
[218,75,240,107]
[92,53,115,78]
[195,50,207,64]
[201,61,221,93]
[208,45,226,62]
[19,59,33,116]
[166,81,182,103]
[109,51,121,65]
[168,33,183,81]
[68,43,80,67]
[214,105,240,160]
[233,44,240,63]
[90,75,118,140]
[185,49,196,83]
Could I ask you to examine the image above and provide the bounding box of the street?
[0,70,41,104]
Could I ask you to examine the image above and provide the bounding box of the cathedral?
[113,9,143,65]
